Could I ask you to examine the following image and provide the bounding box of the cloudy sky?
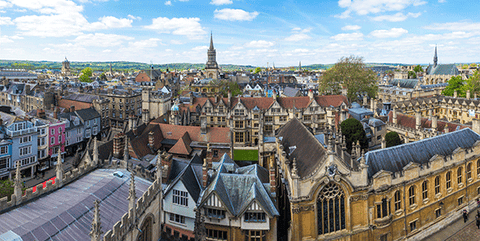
[0,0,479,66]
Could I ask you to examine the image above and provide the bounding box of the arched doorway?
[137,216,153,241]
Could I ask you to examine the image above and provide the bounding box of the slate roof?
[201,154,278,218]
[282,87,300,97]
[389,79,419,89]
[276,118,327,178]
[426,64,460,76]
[63,94,100,103]
[365,128,480,179]
[0,169,151,241]
[164,154,203,202]
[75,108,100,121]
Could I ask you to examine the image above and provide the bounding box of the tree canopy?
[319,56,377,102]
[413,65,423,73]
[385,131,402,148]
[254,67,261,74]
[219,80,242,97]
[408,71,417,79]
[340,118,368,153]
[79,67,93,83]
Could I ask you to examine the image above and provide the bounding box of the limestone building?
[423,46,460,85]
[205,33,219,80]
[274,117,480,240]
[141,88,171,123]
[61,57,71,76]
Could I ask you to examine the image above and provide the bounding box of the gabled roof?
[154,123,231,144]
[168,132,193,155]
[365,128,480,179]
[426,64,459,76]
[276,118,327,178]
[164,154,203,202]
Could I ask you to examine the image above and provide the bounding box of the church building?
[205,33,219,80]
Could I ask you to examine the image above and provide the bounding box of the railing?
[6,127,37,137]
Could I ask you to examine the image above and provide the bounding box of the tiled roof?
[365,128,480,179]
[387,111,469,132]
[129,124,163,159]
[154,123,231,144]
[168,132,192,155]
[314,95,348,107]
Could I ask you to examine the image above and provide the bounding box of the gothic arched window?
[317,183,346,235]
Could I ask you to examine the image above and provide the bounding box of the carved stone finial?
[90,199,103,241]
[128,172,136,222]
[292,158,299,178]
[56,148,64,187]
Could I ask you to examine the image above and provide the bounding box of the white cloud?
[0,1,12,9]
[342,25,361,31]
[337,0,426,17]
[128,38,162,48]
[438,0,446,2]
[90,16,133,30]
[0,35,14,44]
[103,49,112,53]
[128,15,141,20]
[145,17,206,39]
[165,1,172,5]
[244,40,275,48]
[210,0,233,5]
[170,40,183,45]
[370,28,408,38]
[330,32,364,41]
[73,33,134,47]
[214,9,258,21]
[192,46,209,51]
[284,33,311,42]
[372,12,421,22]
[0,16,13,25]
[424,21,480,31]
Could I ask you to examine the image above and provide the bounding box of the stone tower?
[205,33,219,80]
[61,57,71,76]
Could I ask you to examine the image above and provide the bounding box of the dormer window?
[244,212,266,222]
[206,208,225,219]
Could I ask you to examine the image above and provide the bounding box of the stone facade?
[141,89,171,123]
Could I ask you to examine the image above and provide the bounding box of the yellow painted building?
[275,117,480,241]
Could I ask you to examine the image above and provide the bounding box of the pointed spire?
[93,137,98,166]
[209,32,214,50]
[434,45,438,67]
[128,172,136,221]
[123,137,129,163]
[56,148,64,187]
[90,200,103,241]
[14,161,22,204]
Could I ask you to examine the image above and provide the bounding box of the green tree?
[254,67,261,74]
[340,118,368,153]
[319,56,377,102]
[413,65,423,73]
[385,131,402,148]
[460,71,480,96]
[79,67,93,83]
[99,72,107,81]
[442,75,465,97]
[408,71,417,79]
[219,81,242,97]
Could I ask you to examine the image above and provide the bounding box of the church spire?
[209,32,214,51]
[433,45,438,67]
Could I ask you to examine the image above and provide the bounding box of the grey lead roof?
[426,64,460,76]
[365,128,480,179]
[0,169,151,241]
[389,79,419,89]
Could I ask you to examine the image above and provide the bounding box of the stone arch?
[316,181,346,235]
[137,213,155,241]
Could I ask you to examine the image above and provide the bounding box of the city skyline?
[0,0,479,66]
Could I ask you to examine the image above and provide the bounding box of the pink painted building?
[48,121,66,162]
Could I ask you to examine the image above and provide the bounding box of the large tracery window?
[317,183,346,235]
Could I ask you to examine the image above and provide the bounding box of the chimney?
[308,89,314,100]
[53,107,59,119]
[432,116,438,131]
[148,131,154,147]
[227,90,232,107]
[273,90,277,101]
[454,90,458,98]
[113,134,124,158]
[415,112,421,130]
[370,99,375,112]
[202,159,208,188]
[70,105,75,113]
[444,125,449,134]
[381,136,386,149]
[473,119,480,135]
[467,90,471,99]
[363,95,368,106]
[393,108,397,124]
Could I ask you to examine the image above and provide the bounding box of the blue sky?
[0,0,479,66]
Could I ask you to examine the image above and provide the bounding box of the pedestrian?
[476,213,480,229]
[463,209,468,223]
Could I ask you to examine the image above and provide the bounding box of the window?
[304,115,311,121]
[436,209,441,218]
[0,158,8,169]
[40,128,46,135]
[457,167,463,185]
[244,212,266,222]
[446,171,452,189]
[254,114,259,119]
[376,198,390,219]
[377,135,382,140]
[410,220,417,232]
[264,125,273,134]
[119,113,123,119]
[51,137,55,145]
[247,230,265,241]
[317,183,346,235]
[218,107,224,113]
[478,160,480,177]
[271,108,280,113]
[169,213,185,224]
[377,126,382,131]
[207,208,225,219]
[58,135,62,143]
[0,146,8,155]
[234,109,244,116]
[213,150,218,157]
[394,191,401,211]
[254,123,259,128]
[172,189,188,206]
[206,229,227,240]
[435,176,440,195]
[467,163,472,180]
[458,197,464,206]
[408,186,416,206]
[235,121,244,128]
[59,127,62,133]
[19,146,31,156]
[210,117,214,122]
[279,116,287,122]
[422,181,428,200]
[235,132,244,143]
[51,129,55,135]
[20,136,32,144]
[265,116,273,122]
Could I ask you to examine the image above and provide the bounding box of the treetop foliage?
[385,131,402,148]
[340,118,368,153]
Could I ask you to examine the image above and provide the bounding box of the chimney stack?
[392,108,397,124]
[202,158,208,188]
[415,112,421,130]
[148,131,154,147]
[53,107,59,119]
[432,116,438,131]
[467,90,471,99]
[308,89,314,100]
[473,119,480,135]
[381,136,386,149]
[454,90,458,98]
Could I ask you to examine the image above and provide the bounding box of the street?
[24,155,75,189]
